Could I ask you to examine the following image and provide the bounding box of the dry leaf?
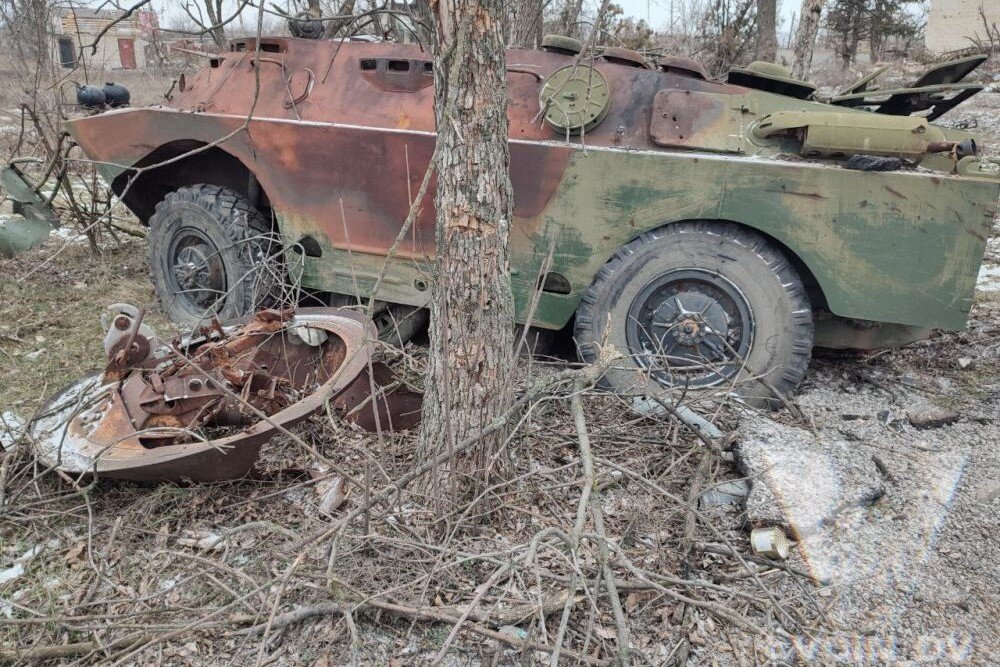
[64,541,86,566]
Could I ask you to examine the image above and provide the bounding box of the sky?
[616,0,797,32]
[151,0,801,34]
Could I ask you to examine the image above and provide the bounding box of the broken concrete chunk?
[177,530,225,552]
[630,396,724,440]
[734,415,886,538]
[0,411,25,451]
[906,404,959,429]
[316,475,349,514]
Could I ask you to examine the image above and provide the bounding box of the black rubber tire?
[372,304,429,347]
[574,221,814,408]
[147,184,279,327]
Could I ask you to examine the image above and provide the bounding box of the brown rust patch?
[649,89,728,150]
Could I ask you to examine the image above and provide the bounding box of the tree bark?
[756,0,778,61]
[417,0,516,517]
[790,0,825,79]
[509,0,544,48]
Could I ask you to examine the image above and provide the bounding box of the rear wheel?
[574,221,814,407]
[147,185,280,326]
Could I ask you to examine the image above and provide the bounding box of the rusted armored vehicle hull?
[66,38,1000,403]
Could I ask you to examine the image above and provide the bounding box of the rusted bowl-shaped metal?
[29,309,375,482]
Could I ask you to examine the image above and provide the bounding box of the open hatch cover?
[830,55,987,122]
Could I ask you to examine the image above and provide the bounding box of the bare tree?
[178,1,228,48]
[699,0,758,76]
[558,0,585,38]
[509,0,543,47]
[327,0,358,36]
[418,0,516,516]
[826,0,866,69]
[756,0,778,61]
[791,0,824,78]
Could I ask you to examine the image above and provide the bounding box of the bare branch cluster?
[0,329,822,663]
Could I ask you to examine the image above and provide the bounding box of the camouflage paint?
[66,38,1000,335]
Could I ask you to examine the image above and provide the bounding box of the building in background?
[926,0,999,53]
[53,8,160,70]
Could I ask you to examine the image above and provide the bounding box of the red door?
[118,38,136,69]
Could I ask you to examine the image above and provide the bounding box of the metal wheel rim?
[167,227,227,316]
[625,268,754,389]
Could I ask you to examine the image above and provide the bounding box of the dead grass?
[0,237,173,413]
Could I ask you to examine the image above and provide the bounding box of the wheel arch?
[111,140,273,225]
[583,217,829,314]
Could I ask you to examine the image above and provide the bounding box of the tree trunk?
[203,0,227,49]
[509,0,544,48]
[327,0,358,37]
[790,0,825,79]
[417,0,516,517]
[559,0,586,38]
[756,0,778,61]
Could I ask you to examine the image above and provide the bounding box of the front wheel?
[147,185,280,326]
[574,221,814,408]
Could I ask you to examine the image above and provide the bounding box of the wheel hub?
[626,269,753,388]
[168,231,225,313]
[650,291,731,352]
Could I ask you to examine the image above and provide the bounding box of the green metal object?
[540,34,582,55]
[837,66,889,96]
[753,111,946,160]
[0,164,58,257]
[0,215,53,258]
[727,61,817,99]
[539,65,611,134]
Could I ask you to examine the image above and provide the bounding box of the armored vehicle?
[61,37,1000,404]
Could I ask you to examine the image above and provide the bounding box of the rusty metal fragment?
[29,306,421,482]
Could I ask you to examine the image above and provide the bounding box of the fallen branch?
[694,542,826,584]
[571,387,631,665]
[236,598,606,665]
[0,633,152,663]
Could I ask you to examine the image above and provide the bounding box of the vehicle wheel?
[327,295,428,346]
[574,221,814,408]
[147,185,280,326]
[373,303,428,346]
